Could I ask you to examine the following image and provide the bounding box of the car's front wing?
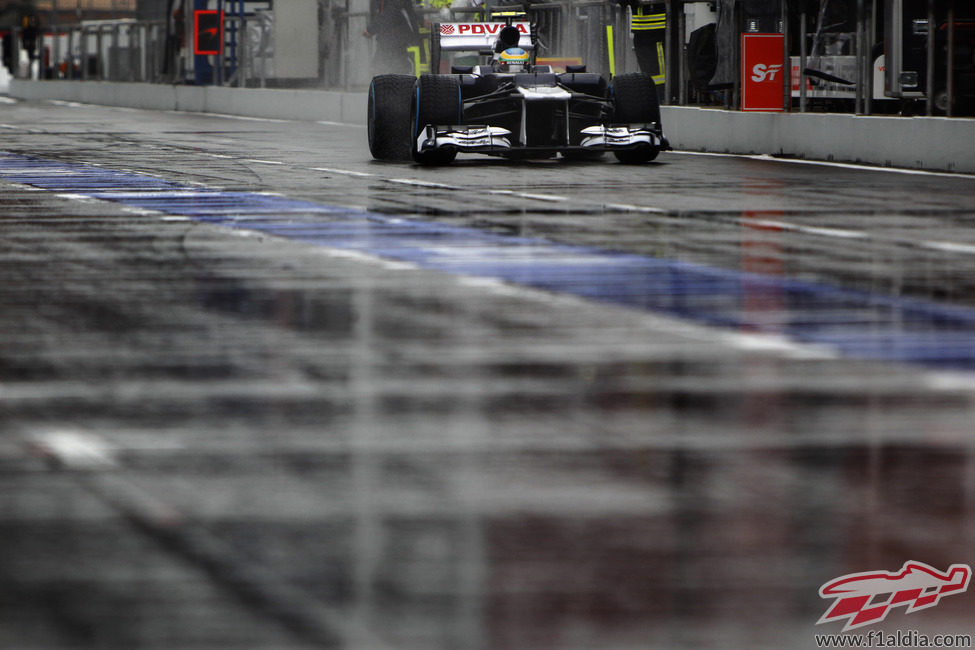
[579,125,669,151]
[414,124,666,155]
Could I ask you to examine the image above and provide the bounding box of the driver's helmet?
[498,47,530,73]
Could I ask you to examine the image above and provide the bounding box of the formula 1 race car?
[367,20,670,165]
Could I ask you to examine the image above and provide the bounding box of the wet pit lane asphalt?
[1,99,975,649]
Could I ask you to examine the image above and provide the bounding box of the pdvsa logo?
[751,63,783,83]
[817,561,971,631]
[442,23,530,35]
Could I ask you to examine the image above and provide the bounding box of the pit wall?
[9,79,975,174]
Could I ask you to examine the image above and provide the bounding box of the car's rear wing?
[435,22,534,52]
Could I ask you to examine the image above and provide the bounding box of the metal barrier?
[38,21,168,83]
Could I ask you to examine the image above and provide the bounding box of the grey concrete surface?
[1,98,975,649]
[8,80,363,125]
[9,78,975,173]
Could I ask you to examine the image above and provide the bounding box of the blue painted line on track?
[4,150,975,370]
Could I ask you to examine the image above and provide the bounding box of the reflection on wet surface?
[1,104,975,649]
[4,152,975,370]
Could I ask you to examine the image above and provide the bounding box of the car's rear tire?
[430,24,442,74]
[368,74,416,161]
[411,74,462,165]
[611,72,662,164]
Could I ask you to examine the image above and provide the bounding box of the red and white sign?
[440,22,530,36]
[741,34,785,112]
[438,22,533,52]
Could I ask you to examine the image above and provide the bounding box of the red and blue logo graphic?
[818,561,971,631]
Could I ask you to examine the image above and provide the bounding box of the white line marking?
[28,429,117,470]
[388,178,457,189]
[605,203,666,213]
[799,226,868,239]
[489,188,569,202]
[923,372,975,391]
[677,150,975,179]
[316,120,366,128]
[717,331,838,359]
[387,178,571,203]
[744,217,975,254]
[745,218,868,240]
[173,111,289,123]
[310,167,376,178]
[921,241,975,255]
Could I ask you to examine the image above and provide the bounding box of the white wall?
[660,106,975,174]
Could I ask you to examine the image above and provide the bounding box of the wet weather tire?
[611,72,662,164]
[368,74,416,161]
[561,150,605,161]
[615,143,660,164]
[411,74,462,165]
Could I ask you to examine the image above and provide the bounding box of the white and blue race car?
[367,20,670,165]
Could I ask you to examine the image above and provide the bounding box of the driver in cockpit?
[496,47,530,73]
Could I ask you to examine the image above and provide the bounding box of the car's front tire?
[411,74,462,165]
[368,74,416,161]
[561,150,605,161]
[610,72,663,164]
